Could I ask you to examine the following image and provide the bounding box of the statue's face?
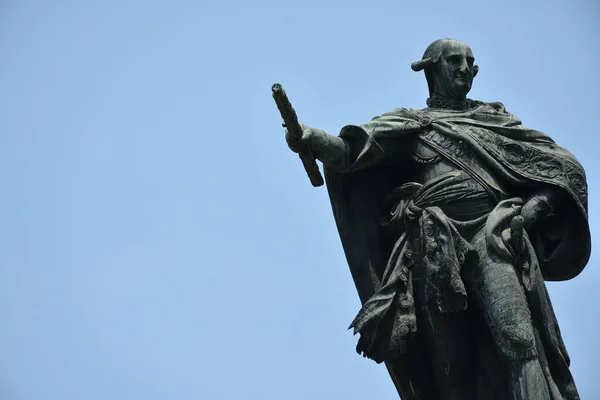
[434,41,476,99]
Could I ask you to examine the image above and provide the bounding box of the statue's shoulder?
[371,107,418,119]
[474,100,511,114]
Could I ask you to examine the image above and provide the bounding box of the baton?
[272,83,324,187]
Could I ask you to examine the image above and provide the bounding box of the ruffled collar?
[426,96,475,110]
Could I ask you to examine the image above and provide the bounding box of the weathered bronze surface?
[276,38,589,400]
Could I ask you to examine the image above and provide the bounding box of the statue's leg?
[467,236,550,400]
[413,264,475,400]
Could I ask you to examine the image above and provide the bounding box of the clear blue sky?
[0,1,598,399]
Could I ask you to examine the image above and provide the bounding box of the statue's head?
[411,38,479,100]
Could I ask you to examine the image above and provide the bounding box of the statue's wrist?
[532,195,553,214]
[306,128,348,167]
[531,188,565,213]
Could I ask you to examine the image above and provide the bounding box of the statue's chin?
[449,85,471,100]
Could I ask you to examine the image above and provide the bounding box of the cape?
[324,101,590,399]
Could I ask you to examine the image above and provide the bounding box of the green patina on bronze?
[276,38,589,400]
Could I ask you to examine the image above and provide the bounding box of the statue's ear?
[473,65,479,77]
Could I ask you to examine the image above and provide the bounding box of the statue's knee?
[495,321,537,360]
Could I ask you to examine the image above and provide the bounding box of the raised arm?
[286,125,350,168]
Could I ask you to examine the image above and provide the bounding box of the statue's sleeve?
[337,109,422,172]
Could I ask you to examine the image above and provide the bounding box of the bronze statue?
[275,38,590,400]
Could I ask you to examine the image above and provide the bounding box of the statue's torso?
[409,138,495,221]
[410,139,456,182]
